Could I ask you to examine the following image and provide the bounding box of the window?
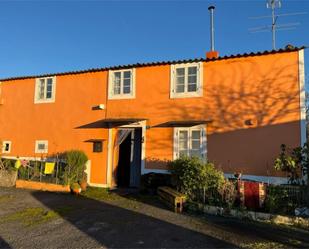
[34,77,56,103]
[93,141,103,153]
[108,69,135,99]
[35,140,48,154]
[174,126,206,159]
[170,62,203,98]
[2,141,11,153]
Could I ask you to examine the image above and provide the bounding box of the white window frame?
[170,62,203,99]
[34,76,56,104]
[35,140,48,154]
[173,125,207,160]
[2,141,12,153]
[108,69,136,100]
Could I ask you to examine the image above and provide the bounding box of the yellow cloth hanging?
[44,162,55,174]
[15,160,21,169]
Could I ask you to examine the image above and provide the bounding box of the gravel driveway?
[0,187,309,249]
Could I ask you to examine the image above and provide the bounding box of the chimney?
[206,5,219,59]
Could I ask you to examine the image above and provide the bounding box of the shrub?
[274,143,309,185]
[218,180,237,209]
[264,185,291,214]
[1,159,17,172]
[63,150,88,185]
[169,156,225,205]
[264,185,307,215]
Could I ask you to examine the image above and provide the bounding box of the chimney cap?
[208,5,215,10]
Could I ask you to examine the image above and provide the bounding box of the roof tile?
[0,46,305,82]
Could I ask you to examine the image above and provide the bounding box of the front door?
[116,128,142,188]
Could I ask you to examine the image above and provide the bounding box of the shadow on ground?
[0,236,11,249]
[31,191,236,248]
[198,213,309,249]
[110,190,309,249]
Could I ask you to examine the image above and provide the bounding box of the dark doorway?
[117,128,142,188]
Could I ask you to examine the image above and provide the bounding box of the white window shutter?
[174,128,179,159]
[171,65,175,93]
[201,128,207,160]
[197,63,201,91]
[109,71,113,96]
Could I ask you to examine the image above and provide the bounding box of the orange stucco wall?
[105,51,302,177]
[0,72,109,185]
[0,50,303,183]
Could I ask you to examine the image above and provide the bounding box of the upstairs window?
[108,69,135,99]
[35,140,48,154]
[173,126,206,160]
[170,62,203,98]
[34,77,56,103]
[2,141,11,153]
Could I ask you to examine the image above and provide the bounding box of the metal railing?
[17,160,67,185]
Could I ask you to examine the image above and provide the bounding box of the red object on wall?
[244,181,260,209]
[238,180,267,209]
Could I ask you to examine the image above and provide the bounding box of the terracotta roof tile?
[0,46,305,82]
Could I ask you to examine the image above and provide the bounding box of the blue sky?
[0,0,308,80]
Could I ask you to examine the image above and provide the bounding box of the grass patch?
[81,187,121,201]
[288,239,302,245]
[0,206,75,227]
[0,194,14,203]
[81,187,160,210]
[240,242,286,249]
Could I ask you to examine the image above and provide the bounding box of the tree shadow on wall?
[146,60,302,176]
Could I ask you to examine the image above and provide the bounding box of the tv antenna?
[249,0,306,50]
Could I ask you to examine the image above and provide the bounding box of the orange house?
[0,46,306,187]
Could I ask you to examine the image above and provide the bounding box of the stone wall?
[0,170,17,187]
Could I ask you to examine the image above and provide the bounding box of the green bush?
[265,185,297,214]
[1,159,17,172]
[169,157,226,205]
[63,150,88,185]
[218,179,237,209]
[274,143,309,185]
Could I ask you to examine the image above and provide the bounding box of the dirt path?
[0,187,308,249]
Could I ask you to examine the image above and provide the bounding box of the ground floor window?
[2,141,11,153]
[93,141,103,152]
[35,140,48,154]
[173,126,206,160]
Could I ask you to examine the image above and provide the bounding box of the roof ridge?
[0,46,305,82]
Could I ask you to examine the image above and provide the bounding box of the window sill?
[34,99,55,104]
[108,94,135,100]
[170,92,203,99]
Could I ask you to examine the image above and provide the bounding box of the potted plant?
[63,150,88,187]
[79,172,88,191]
[70,182,81,195]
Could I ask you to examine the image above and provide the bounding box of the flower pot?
[71,187,81,195]
[80,181,87,191]
[70,183,81,195]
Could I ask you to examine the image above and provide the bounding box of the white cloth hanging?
[115,129,132,147]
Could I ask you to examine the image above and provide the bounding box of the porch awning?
[102,118,147,127]
[153,120,212,128]
[84,139,106,143]
[76,118,147,129]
